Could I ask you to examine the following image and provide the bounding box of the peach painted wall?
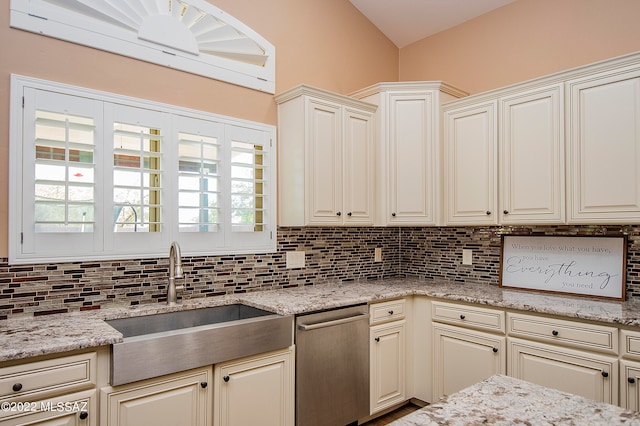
[0,0,397,258]
[400,0,640,94]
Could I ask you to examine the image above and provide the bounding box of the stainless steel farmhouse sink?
[107,304,293,385]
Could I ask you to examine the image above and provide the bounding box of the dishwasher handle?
[297,312,369,331]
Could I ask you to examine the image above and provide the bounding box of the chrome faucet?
[167,241,184,305]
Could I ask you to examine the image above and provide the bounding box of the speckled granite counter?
[389,375,640,425]
[3,277,640,362]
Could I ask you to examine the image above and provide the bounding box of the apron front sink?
[106,304,293,385]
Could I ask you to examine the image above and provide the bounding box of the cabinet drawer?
[507,313,618,355]
[432,301,505,333]
[0,352,97,402]
[620,330,640,360]
[370,299,405,325]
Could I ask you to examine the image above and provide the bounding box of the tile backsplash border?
[0,225,638,319]
[0,227,401,319]
[401,224,640,297]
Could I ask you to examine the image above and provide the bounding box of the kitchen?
[2,0,640,424]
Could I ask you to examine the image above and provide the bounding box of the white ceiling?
[349,0,517,48]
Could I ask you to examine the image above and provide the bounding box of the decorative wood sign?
[500,235,627,300]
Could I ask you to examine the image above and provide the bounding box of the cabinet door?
[343,106,374,225]
[306,98,343,224]
[387,92,438,225]
[500,84,565,224]
[432,322,505,400]
[214,348,294,426]
[0,389,96,426]
[567,68,640,223]
[508,337,618,404]
[101,367,211,426]
[370,321,406,414]
[444,101,498,225]
[621,360,640,410]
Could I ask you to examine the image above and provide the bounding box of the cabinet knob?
[629,377,636,384]
[12,383,23,392]
[503,210,509,215]
[459,314,466,320]
[200,381,208,388]
[492,347,498,353]
[602,371,609,378]
[223,375,230,382]
[79,411,89,420]
[375,337,380,342]
[347,212,352,216]
[388,310,394,315]
[552,330,559,336]
[391,212,397,217]
[485,211,492,215]
[336,211,342,216]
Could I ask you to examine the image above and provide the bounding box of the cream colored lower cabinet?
[432,322,506,399]
[0,389,97,426]
[100,367,212,426]
[213,347,294,426]
[508,337,618,404]
[620,360,640,410]
[0,349,105,426]
[619,329,640,410]
[370,320,406,414]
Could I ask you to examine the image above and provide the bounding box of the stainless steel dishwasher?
[295,304,370,426]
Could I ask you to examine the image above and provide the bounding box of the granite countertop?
[3,277,640,362]
[389,374,640,425]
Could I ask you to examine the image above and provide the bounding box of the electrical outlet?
[462,249,473,265]
[374,247,382,262]
[286,251,306,269]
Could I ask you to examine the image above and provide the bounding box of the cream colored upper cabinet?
[566,66,640,223]
[444,84,565,226]
[444,100,499,225]
[352,83,467,226]
[276,85,376,226]
[500,84,565,224]
[387,92,438,224]
[306,98,343,224]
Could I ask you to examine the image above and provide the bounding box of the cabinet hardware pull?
[79,411,88,420]
[12,383,22,392]
[492,347,498,353]
[347,212,352,216]
[200,381,208,388]
[503,210,509,215]
[223,375,230,382]
[601,371,609,378]
[485,211,491,215]
[629,377,636,384]
[388,310,394,315]
[459,314,466,320]
[552,330,559,336]
[391,212,396,217]
[375,337,380,342]
[336,211,342,216]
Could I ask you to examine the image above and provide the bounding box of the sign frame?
[499,235,627,301]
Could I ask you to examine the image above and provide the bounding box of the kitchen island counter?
[390,374,640,425]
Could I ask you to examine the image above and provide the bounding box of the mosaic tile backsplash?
[1,225,639,319]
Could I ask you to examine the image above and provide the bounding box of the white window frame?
[9,74,277,264]
[10,0,276,93]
